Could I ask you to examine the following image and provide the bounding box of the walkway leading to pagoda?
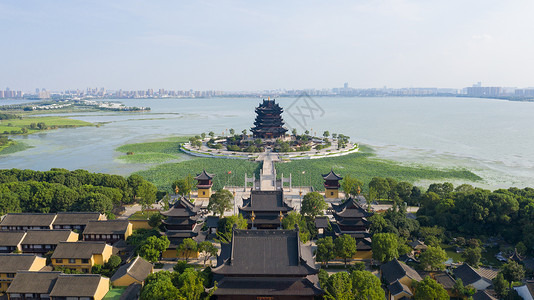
[257,147,279,191]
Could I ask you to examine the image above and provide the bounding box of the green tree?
[216,214,248,244]
[208,131,214,138]
[172,174,196,199]
[282,211,310,242]
[76,192,113,213]
[453,278,475,298]
[501,261,525,285]
[369,214,388,234]
[419,246,447,271]
[493,273,510,298]
[350,270,386,300]
[301,191,327,217]
[292,128,297,136]
[462,247,482,267]
[201,133,206,139]
[105,255,121,269]
[315,236,335,267]
[341,175,363,198]
[323,131,330,138]
[241,129,247,136]
[138,236,171,263]
[177,238,198,262]
[369,177,390,200]
[334,234,357,267]
[175,268,211,299]
[207,189,233,217]
[229,128,235,135]
[148,213,163,228]
[138,181,157,211]
[372,233,399,263]
[323,271,353,300]
[198,241,218,267]
[413,276,449,300]
[141,275,180,300]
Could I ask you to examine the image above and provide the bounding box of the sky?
[1,0,534,91]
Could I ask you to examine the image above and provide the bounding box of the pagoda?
[330,197,373,259]
[322,169,343,198]
[239,190,293,229]
[212,227,322,299]
[195,169,214,198]
[161,198,205,258]
[251,99,288,139]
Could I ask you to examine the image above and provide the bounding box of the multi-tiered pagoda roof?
[161,198,205,248]
[251,99,288,139]
[330,196,373,251]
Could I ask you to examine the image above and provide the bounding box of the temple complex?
[323,169,343,198]
[251,99,288,139]
[161,198,205,258]
[195,169,214,198]
[239,190,293,229]
[330,197,373,259]
[212,227,322,299]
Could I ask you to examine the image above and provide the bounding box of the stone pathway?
[258,148,279,190]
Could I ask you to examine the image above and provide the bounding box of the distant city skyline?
[2,1,534,91]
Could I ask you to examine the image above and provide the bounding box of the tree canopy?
[301,191,327,217]
[207,189,233,217]
[372,233,399,263]
[334,234,357,267]
[413,276,449,300]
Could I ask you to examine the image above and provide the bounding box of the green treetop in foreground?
[413,276,449,300]
[301,191,328,217]
[372,233,399,263]
[334,234,357,267]
[207,189,233,217]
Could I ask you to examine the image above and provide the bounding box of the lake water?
[2,97,534,189]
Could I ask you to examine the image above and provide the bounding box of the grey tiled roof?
[0,213,56,227]
[53,212,102,226]
[454,263,482,286]
[0,231,26,246]
[0,254,42,273]
[214,276,322,296]
[6,271,61,294]
[51,241,108,259]
[82,220,130,235]
[213,228,318,276]
[240,190,293,212]
[161,198,200,217]
[50,274,106,297]
[21,230,75,245]
[111,256,153,283]
[380,258,423,284]
[388,280,412,296]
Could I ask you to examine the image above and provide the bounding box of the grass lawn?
[103,287,126,300]
[441,243,464,263]
[480,246,503,268]
[129,210,160,220]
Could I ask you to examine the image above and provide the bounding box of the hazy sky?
[2,0,534,91]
